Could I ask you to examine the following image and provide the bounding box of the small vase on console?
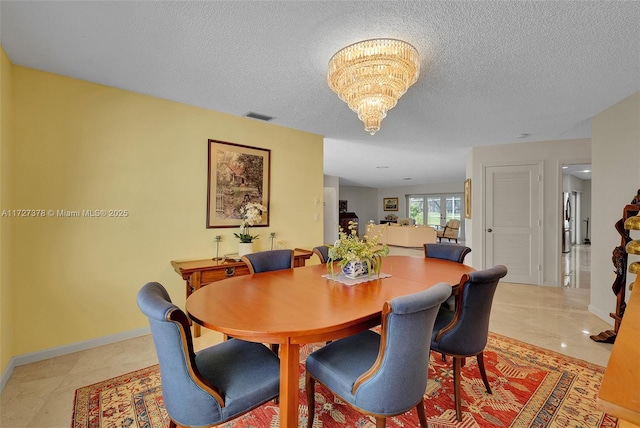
[238,242,254,258]
[233,202,267,260]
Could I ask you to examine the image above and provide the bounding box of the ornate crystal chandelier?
[327,39,420,135]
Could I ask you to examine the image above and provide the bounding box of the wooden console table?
[171,248,313,336]
[597,274,640,427]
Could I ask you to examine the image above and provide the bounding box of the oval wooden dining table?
[186,255,474,428]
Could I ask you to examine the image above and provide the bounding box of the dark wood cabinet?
[339,211,359,235]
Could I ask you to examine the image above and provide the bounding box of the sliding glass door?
[408,196,425,225]
[408,193,464,239]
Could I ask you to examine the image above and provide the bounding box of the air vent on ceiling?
[245,112,274,121]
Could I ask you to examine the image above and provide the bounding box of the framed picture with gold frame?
[464,179,471,219]
[383,197,398,211]
[206,139,270,228]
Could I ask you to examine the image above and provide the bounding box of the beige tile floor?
[562,243,592,288]
[0,244,614,428]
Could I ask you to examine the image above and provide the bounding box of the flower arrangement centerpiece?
[327,220,389,278]
[234,202,267,243]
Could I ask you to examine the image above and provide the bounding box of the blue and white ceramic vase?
[342,260,370,279]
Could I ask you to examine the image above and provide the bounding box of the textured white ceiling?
[1,1,638,188]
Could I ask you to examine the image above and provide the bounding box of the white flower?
[241,202,267,226]
[235,203,267,243]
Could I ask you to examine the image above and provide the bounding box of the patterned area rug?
[71,333,618,427]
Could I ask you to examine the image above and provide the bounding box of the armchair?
[436,219,461,243]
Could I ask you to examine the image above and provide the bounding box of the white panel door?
[485,164,542,284]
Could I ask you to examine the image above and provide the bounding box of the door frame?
[557,159,591,287]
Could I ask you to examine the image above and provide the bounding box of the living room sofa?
[368,223,437,248]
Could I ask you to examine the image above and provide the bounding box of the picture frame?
[464,178,471,219]
[339,200,348,212]
[207,139,270,228]
[383,197,398,211]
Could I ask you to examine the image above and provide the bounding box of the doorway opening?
[561,164,592,288]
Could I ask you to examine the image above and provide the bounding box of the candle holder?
[269,233,276,250]
[213,235,222,260]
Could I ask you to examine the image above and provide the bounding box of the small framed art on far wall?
[383,197,398,211]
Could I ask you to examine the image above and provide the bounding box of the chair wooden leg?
[477,352,492,394]
[453,356,463,422]
[416,400,428,428]
[169,420,177,428]
[376,417,386,428]
[306,372,316,428]
[272,344,280,404]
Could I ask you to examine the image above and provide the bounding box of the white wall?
[323,175,340,244]
[563,174,585,192]
[376,182,463,220]
[469,138,591,286]
[465,154,474,265]
[582,180,592,242]
[591,92,640,323]
[338,185,379,234]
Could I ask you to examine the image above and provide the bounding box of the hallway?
[562,244,591,288]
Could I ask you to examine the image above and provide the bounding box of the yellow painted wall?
[1,47,15,371]
[9,65,324,355]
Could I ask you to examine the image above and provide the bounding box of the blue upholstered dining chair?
[241,249,295,355]
[424,243,471,263]
[241,249,294,274]
[312,245,330,263]
[313,245,342,264]
[136,282,281,428]
[430,265,508,422]
[305,282,452,428]
[424,243,472,311]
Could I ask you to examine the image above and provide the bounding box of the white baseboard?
[588,304,615,326]
[0,327,150,393]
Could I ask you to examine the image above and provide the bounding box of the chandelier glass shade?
[327,39,420,135]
